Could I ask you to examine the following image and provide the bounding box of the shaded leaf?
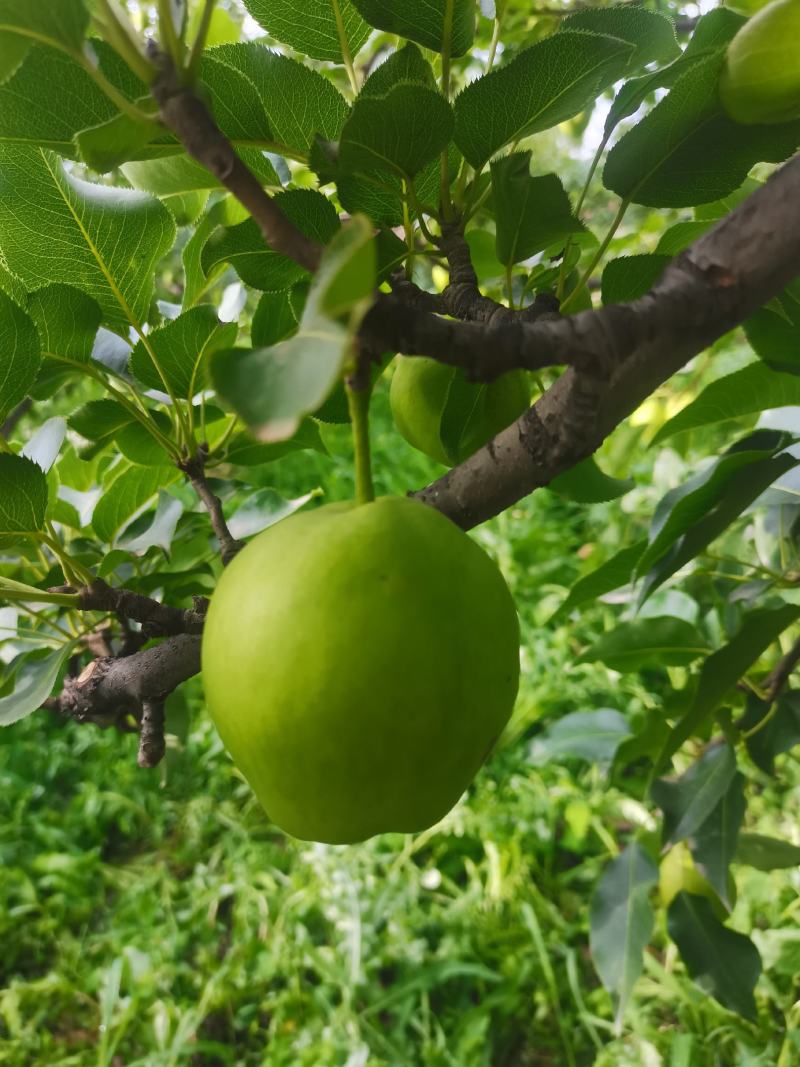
[667,893,761,1019]
[339,84,454,179]
[551,540,646,621]
[590,844,658,1026]
[579,617,708,673]
[741,690,800,775]
[0,147,175,335]
[688,773,745,908]
[655,605,800,772]
[227,488,318,540]
[604,53,800,207]
[0,642,78,726]
[601,254,671,305]
[652,744,738,845]
[492,154,585,266]
[0,452,48,542]
[530,708,631,765]
[351,0,475,57]
[243,0,370,63]
[736,833,800,871]
[129,306,237,399]
[455,31,635,169]
[745,281,800,375]
[0,290,40,423]
[560,7,680,72]
[92,465,180,544]
[652,362,800,445]
[548,457,633,503]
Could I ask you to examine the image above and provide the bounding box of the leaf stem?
[331,0,360,95]
[439,0,455,222]
[560,198,630,314]
[557,134,609,301]
[186,0,216,83]
[0,579,80,609]
[92,0,155,85]
[346,376,374,506]
[158,0,185,77]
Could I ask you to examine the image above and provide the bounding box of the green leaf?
[0,452,48,541]
[652,744,738,845]
[129,306,237,399]
[551,540,646,621]
[639,450,799,602]
[243,0,370,63]
[74,100,162,173]
[637,437,794,577]
[208,43,349,155]
[579,617,708,673]
[92,464,180,544]
[0,641,78,726]
[736,833,800,871]
[0,147,175,335]
[182,195,247,309]
[590,844,658,1026]
[741,690,800,775]
[604,54,800,208]
[0,290,40,423]
[454,31,635,170]
[0,0,89,60]
[653,363,800,445]
[560,8,680,72]
[224,419,326,465]
[339,84,454,179]
[69,399,135,441]
[655,604,800,772]
[548,457,633,503]
[212,216,376,441]
[227,487,318,540]
[201,189,339,291]
[531,708,631,765]
[601,255,671,305]
[688,773,745,908]
[0,42,144,158]
[491,154,585,266]
[745,281,800,375]
[351,0,474,57]
[667,894,761,1019]
[655,220,714,256]
[361,43,436,98]
[27,284,101,363]
[123,152,278,196]
[251,287,305,347]
[117,415,173,467]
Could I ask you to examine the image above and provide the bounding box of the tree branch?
[150,50,322,273]
[415,154,800,527]
[763,634,800,703]
[179,448,244,565]
[77,578,207,635]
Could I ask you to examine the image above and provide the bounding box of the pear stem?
[346,377,375,506]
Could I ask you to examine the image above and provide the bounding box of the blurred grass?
[2,377,800,1066]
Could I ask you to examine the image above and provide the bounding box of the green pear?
[390,356,531,466]
[719,0,800,124]
[201,496,520,843]
[659,842,736,921]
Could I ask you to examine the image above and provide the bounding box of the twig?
[179,448,244,565]
[78,578,207,635]
[763,634,800,703]
[150,49,322,273]
[1,398,32,439]
[138,699,166,768]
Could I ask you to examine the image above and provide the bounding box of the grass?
[2,379,800,1065]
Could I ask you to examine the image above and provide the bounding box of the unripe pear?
[390,356,531,466]
[719,0,800,125]
[202,497,520,843]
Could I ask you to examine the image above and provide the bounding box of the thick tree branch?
[415,154,800,527]
[51,635,202,727]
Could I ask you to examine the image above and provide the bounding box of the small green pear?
[390,356,531,466]
[202,497,520,844]
[719,0,800,125]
